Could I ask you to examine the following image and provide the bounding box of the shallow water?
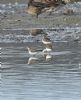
[0,1,81,100]
[0,29,81,43]
[1,41,81,100]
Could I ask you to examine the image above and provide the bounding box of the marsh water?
[0,1,81,100]
[1,31,81,100]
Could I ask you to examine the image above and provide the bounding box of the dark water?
[1,42,81,100]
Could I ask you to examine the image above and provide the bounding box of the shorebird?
[28,57,38,64]
[42,44,53,53]
[27,47,38,55]
[42,34,52,45]
[30,29,45,36]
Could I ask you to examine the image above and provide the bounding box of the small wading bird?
[42,34,52,45]
[27,46,42,55]
[42,34,53,53]
[27,47,38,55]
[29,29,46,36]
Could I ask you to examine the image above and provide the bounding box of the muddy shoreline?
[0,2,81,29]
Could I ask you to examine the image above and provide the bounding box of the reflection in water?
[26,32,53,64]
[27,46,38,55]
[27,57,39,65]
[27,53,53,65]
[45,54,52,61]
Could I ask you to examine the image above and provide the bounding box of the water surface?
[1,41,81,100]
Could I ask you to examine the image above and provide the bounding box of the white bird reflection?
[27,53,53,65]
[43,53,53,61]
[27,57,39,65]
[45,54,53,61]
